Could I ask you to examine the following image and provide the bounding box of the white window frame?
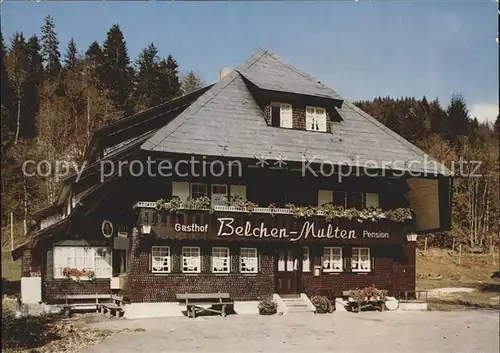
[271,102,293,129]
[352,247,371,272]
[182,246,201,273]
[212,247,230,273]
[190,183,208,199]
[306,106,327,132]
[151,246,171,273]
[53,246,112,279]
[211,184,228,206]
[302,246,311,272]
[323,247,343,273]
[240,247,258,273]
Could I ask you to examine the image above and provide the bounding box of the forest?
[1,16,499,252]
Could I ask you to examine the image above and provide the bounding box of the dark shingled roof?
[141,49,450,176]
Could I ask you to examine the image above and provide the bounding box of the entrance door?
[276,249,300,294]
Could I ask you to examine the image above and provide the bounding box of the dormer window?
[306,106,327,132]
[270,102,292,129]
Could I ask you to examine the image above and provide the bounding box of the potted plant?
[310,295,334,314]
[258,296,277,315]
[245,201,257,213]
[348,285,388,312]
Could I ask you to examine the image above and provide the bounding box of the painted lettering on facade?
[171,218,391,241]
[215,217,386,242]
[174,223,208,232]
[362,230,389,239]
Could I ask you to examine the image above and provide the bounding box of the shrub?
[310,295,334,313]
[350,285,388,304]
[2,309,61,349]
[258,296,277,315]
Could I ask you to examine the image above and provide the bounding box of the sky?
[1,1,498,123]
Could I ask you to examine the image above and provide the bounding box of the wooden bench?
[54,294,124,318]
[99,294,124,318]
[176,293,233,318]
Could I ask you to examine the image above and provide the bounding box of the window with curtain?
[323,247,343,272]
[240,248,258,273]
[352,247,371,272]
[151,246,170,273]
[182,247,201,273]
[212,247,230,273]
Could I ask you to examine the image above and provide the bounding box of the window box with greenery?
[153,196,412,223]
[62,267,95,282]
[258,296,277,315]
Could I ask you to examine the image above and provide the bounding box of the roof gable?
[237,48,343,100]
[141,49,451,176]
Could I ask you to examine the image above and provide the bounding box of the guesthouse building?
[13,49,453,316]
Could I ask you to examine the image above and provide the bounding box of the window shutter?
[46,249,53,280]
[365,193,380,208]
[306,107,314,131]
[280,104,293,128]
[230,185,247,200]
[343,248,351,272]
[318,190,333,206]
[172,181,189,201]
[333,191,347,207]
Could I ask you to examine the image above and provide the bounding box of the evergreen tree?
[0,29,14,120]
[159,54,181,102]
[429,98,447,134]
[64,38,78,71]
[445,93,471,143]
[85,41,105,84]
[23,35,44,138]
[102,24,133,114]
[134,42,161,110]
[5,32,28,144]
[182,70,201,95]
[494,115,500,134]
[41,15,61,76]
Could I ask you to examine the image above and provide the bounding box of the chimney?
[218,67,233,81]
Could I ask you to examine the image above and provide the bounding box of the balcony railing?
[133,202,411,220]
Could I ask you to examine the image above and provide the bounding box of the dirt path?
[79,310,499,353]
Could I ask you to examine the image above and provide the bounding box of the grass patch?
[416,249,500,311]
[1,251,21,282]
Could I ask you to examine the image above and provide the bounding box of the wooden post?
[458,244,462,265]
[10,212,14,251]
[452,237,455,252]
[424,237,428,255]
[492,245,496,266]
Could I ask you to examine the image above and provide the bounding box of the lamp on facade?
[141,225,151,235]
[406,233,418,242]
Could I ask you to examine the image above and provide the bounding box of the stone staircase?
[275,294,315,314]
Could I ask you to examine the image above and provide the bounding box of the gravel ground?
[79,310,499,353]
